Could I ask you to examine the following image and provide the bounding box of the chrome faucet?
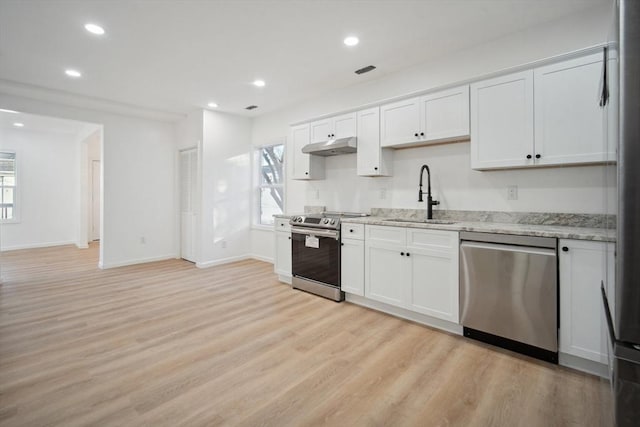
[418,164,439,219]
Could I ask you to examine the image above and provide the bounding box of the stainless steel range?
[289,211,368,301]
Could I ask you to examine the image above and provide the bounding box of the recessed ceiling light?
[207,102,218,108]
[344,36,359,47]
[13,122,24,127]
[253,79,266,87]
[0,108,19,114]
[65,69,82,78]
[84,23,105,35]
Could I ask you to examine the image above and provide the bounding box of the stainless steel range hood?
[302,137,357,156]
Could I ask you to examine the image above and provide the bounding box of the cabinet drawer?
[342,223,365,240]
[406,229,458,252]
[275,218,291,232]
[366,225,406,246]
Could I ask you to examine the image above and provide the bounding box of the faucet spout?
[418,164,439,219]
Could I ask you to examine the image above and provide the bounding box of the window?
[0,151,16,221]
[256,143,284,225]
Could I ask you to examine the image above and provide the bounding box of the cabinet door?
[380,97,421,147]
[291,124,324,180]
[420,85,470,142]
[333,112,357,139]
[534,53,608,166]
[341,239,364,296]
[274,231,292,278]
[559,239,611,363]
[406,229,459,322]
[470,70,534,169]
[357,107,392,176]
[309,118,332,144]
[365,243,406,307]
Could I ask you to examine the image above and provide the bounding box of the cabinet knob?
[526,154,532,159]
[374,167,378,170]
[341,243,344,246]
[420,132,424,136]
[562,246,569,252]
[535,154,541,159]
[401,252,405,256]
[414,133,419,137]
[328,134,331,138]
[288,236,291,240]
[305,172,309,175]
[406,253,411,257]
[349,229,354,233]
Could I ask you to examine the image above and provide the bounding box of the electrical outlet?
[140,236,146,244]
[379,188,387,200]
[507,185,518,200]
[221,240,227,249]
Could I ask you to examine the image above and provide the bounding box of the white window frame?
[253,140,285,229]
[0,150,18,224]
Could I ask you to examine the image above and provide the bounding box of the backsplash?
[370,208,616,229]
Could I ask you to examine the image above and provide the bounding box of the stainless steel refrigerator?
[603,1,640,426]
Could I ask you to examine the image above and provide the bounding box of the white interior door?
[180,148,198,262]
[91,160,101,241]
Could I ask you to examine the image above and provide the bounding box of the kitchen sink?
[382,218,457,225]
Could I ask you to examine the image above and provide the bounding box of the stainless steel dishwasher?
[459,231,558,363]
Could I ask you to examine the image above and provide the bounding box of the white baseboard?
[1,240,76,251]
[249,254,274,264]
[100,253,177,269]
[345,293,463,336]
[76,243,89,249]
[196,255,250,269]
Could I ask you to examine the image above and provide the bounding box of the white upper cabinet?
[534,52,612,165]
[420,85,470,142]
[357,107,393,176]
[380,85,470,148]
[470,70,534,169]
[290,123,325,180]
[380,97,421,147]
[471,50,614,170]
[309,112,357,143]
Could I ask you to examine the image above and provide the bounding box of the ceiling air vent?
[245,105,258,110]
[355,65,376,75]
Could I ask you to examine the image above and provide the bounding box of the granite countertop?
[275,208,615,242]
[341,216,614,242]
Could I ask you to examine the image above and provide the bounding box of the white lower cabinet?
[364,225,459,323]
[274,218,292,282]
[341,238,365,296]
[559,239,615,364]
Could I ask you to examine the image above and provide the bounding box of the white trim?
[251,224,273,232]
[196,254,250,268]
[76,243,89,249]
[559,352,608,378]
[345,293,463,336]
[1,240,77,251]
[277,274,292,285]
[99,253,178,269]
[249,253,274,264]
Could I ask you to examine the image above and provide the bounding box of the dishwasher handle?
[460,240,557,257]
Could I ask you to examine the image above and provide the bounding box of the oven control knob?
[323,218,330,224]
[297,217,303,222]
[330,219,336,225]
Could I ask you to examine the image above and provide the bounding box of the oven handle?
[291,226,340,240]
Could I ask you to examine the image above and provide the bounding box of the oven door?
[291,226,340,288]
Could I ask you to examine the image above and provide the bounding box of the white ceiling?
[0,0,608,118]
[0,110,99,136]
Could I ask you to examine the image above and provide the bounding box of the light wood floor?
[0,244,611,426]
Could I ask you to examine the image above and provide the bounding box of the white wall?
[250,4,615,261]
[0,92,178,268]
[0,128,79,250]
[198,110,252,267]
